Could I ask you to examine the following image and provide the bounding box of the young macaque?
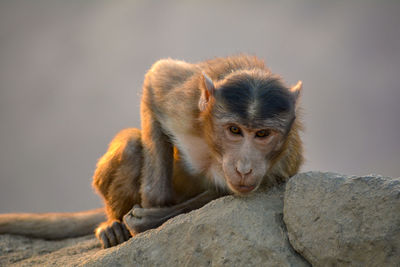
[92,55,303,248]
[0,55,303,249]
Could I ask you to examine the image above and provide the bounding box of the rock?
[84,185,309,266]
[6,171,398,266]
[1,185,309,266]
[0,234,100,266]
[284,172,400,267]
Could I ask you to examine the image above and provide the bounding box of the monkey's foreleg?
[123,190,222,234]
[140,109,175,208]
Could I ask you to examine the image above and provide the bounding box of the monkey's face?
[199,69,301,194]
[217,123,284,194]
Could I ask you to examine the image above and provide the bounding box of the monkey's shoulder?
[148,59,198,86]
[143,59,200,107]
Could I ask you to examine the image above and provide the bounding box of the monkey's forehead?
[212,75,295,130]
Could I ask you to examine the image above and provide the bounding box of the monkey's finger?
[123,212,142,233]
[99,230,111,249]
[105,227,117,247]
[121,222,132,240]
[131,207,145,218]
[111,221,125,244]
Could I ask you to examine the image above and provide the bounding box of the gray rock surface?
[1,185,309,266]
[3,171,399,266]
[284,172,400,267]
[0,234,99,266]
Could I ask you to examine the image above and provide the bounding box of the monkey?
[0,55,303,249]
[92,55,303,248]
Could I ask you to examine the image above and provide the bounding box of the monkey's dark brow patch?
[216,78,253,119]
[256,85,294,119]
[215,75,294,122]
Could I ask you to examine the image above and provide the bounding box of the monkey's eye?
[255,130,271,138]
[229,126,242,135]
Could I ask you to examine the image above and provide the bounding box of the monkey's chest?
[172,133,211,174]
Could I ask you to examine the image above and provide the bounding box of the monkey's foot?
[95,220,131,249]
[123,205,177,234]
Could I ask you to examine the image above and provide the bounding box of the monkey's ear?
[199,72,215,111]
[290,80,303,102]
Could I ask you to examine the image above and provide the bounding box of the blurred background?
[0,1,399,213]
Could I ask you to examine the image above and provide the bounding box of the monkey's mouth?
[231,184,256,194]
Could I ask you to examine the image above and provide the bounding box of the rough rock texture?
[3,171,399,266]
[1,185,309,266]
[0,234,99,266]
[284,172,400,267]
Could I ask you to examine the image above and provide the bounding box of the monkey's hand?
[123,190,222,234]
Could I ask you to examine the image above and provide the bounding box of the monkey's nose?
[235,167,252,177]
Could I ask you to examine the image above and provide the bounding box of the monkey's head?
[199,69,302,194]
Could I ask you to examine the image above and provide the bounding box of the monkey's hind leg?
[92,128,143,248]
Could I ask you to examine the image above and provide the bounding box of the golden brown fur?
[93,55,304,248]
[93,128,142,221]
